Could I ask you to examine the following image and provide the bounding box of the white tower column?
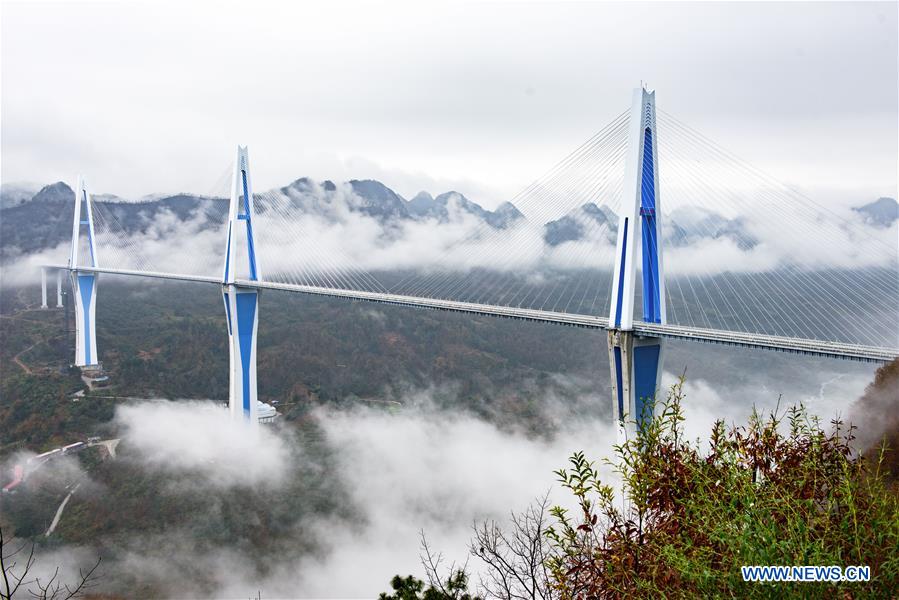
[607,87,666,433]
[69,176,100,367]
[56,270,64,308]
[222,146,261,424]
[41,268,48,309]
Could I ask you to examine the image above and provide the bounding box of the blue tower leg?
[608,330,663,431]
[71,271,99,367]
[632,337,663,425]
[223,284,259,424]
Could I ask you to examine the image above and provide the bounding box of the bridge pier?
[608,330,664,429]
[607,86,666,434]
[41,267,48,309]
[56,270,64,308]
[223,284,259,422]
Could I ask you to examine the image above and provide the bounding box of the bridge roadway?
[49,265,899,363]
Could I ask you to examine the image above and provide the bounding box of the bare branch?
[469,493,557,600]
[1,525,100,600]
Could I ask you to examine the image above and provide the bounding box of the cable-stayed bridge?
[43,264,899,365]
[41,87,899,427]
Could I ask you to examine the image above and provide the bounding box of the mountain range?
[0,179,894,261]
[853,197,899,228]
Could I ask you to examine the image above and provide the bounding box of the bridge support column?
[56,270,64,308]
[41,268,48,309]
[71,271,99,367]
[608,330,664,431]
[223,285,259,423]
[607,86,666,434]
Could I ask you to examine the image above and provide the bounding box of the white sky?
[2,0,897,207]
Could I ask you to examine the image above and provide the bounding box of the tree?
[469,494,556,600]
[379,571,479,600]
[0,525,100,600]
[382,499,557,600]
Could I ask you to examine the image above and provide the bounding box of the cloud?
[659,367,875,446]
[5,179,894,359]
[275,401,617,597]
[1,242,70,286]
[114,400,291,489]
[846,363,899,451]
[1,450,89,500]
[7,178,892,352]
[2,2,896,203]
[69,180,896,286]
[20,545,100,596]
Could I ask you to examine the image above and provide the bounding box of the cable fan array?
[654,111,898,348]
[85,106,897,349]
[250,186,388,294]
[90,164,234,277]
[386,109,631,315]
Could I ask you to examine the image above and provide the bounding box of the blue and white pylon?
[607,87,666,434]
[222,146,261,424]
[69,176,100,367]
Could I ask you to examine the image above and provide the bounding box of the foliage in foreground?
[384,376,899,599]
[547,377,899,598]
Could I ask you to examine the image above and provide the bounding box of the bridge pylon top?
[69,175,99,271]
[223,145,261,284]
[608,87,666,330]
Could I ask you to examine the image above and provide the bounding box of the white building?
[256,401,278,424]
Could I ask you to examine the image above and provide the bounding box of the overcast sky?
[2,1,896,207]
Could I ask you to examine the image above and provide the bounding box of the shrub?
[546,377,899,599]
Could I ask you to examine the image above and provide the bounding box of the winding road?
[45,483,81,537]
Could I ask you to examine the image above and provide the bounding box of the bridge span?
[44,264,899,364]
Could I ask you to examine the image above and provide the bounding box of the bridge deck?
[48,265,898,363]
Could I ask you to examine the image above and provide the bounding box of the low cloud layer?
[5,388,614,598]
[6,365,880,598]
[11,179,892,286]
[292,403,615,597]
[660,369,874,444]
[100,389,615,596]
[116,400,291,489]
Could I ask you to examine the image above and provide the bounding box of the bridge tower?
[607,87,666,433]
[69,176,100,367]
[222,146,261,424]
